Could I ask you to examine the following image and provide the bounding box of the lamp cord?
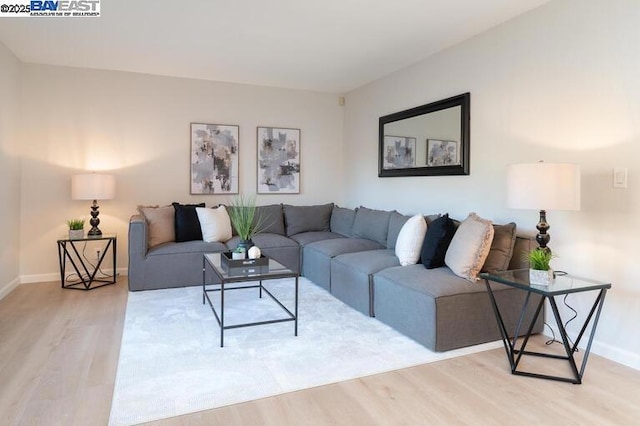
[543,271,579,352]
[64,241,113,284]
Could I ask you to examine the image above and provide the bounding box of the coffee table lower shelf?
[202,253,299,347]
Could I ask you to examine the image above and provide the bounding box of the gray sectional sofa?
[128,203,542,352]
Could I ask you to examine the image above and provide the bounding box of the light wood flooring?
[1,279,639,425]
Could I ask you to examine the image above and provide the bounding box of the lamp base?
[88,199,102,237]
[536,209,551,252]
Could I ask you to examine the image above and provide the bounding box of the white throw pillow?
[196,206,232,243]
[395,215,427,266]
[445,213,495,281]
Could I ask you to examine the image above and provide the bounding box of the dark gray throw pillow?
[421,213,456,269]
[172,202,205,242]
[284,203,334,236]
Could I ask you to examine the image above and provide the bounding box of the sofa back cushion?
[481,222,517,272]
[172,202,205,242]
[330,206,357,236]
[256,204,285,235]
[386,211,411,249]
[352,206,391,246]
[284,203,334,236]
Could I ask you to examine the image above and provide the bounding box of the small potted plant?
[526,248,554,286]
[232,246,246,260]
[66,218,85,240]
[228,194,265,253]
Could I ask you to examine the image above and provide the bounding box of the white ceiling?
[0,0,549,93]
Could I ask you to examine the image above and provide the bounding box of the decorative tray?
[220,252,269,276]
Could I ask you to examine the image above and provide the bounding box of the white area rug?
[109,277,501,425]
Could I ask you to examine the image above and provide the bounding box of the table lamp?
[72,173,116,236]
[507,161,580,251]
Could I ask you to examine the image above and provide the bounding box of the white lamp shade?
[507,162,580,211]
[71,174,116,200]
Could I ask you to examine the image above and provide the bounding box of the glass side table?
[480,269,611,384]
[57,234,117,290]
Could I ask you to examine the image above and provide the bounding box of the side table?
[480,269,611,384]
[57,234,117,290]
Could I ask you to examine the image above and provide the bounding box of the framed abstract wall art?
[382,135,416,169]
[190,123,239,194]
[257,126,300,194]
[426,139,460,167]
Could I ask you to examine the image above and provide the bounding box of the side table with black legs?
[481,269,611,384]
[57,234,117,290]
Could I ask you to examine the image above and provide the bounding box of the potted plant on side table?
[228,194,265,255]
[66,218,85,240]
[527,248,554,286]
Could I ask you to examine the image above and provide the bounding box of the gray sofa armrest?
[128,214,148,289]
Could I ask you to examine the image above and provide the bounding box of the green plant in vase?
[66,218,85,239]
[228,194,265,252]
[525,248,555,286]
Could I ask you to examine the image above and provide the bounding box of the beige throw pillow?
[139,205,175,248]
[445,213,495,281]
[395,215,427,266]
[196,206,232,243]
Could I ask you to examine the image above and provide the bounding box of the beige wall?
[343,0,640,368]
[0,43,21,298]
[18,65,345,280]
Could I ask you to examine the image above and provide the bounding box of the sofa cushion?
[139,205,175,247]
[289,231,344,246]
[226,233,299,250]
[196,206,232,243]
[395,214,427,266]
[445,213,495,281]
[306,237,384,258]
[330,206,357,237]
[352,207,391,246]
[147,240,227,256]
[256,204,285,235]
[284,203,333,236]
[421,213,456,269]
[386,211,411,249]
[482,222,517,272]
[172,202,205,242]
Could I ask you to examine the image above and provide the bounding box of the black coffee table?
[202,253,299,347]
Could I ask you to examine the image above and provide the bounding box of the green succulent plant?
[66,219,85,230]
[526,248,554,271]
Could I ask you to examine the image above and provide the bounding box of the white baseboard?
[0,276,21,301]
[20,267,128,285]
[542,327,640,371]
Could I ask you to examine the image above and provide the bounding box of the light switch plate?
[613,167,628,189]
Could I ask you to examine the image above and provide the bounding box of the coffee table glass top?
[204,253,295,280]
[480,269,611,296]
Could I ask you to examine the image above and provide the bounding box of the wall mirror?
[378,92,470,177]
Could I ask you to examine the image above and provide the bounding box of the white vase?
[69,229,84,240]
[529,269,554,286]
[232,251,245,260]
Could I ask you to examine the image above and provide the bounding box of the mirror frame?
[378,92,470,177]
